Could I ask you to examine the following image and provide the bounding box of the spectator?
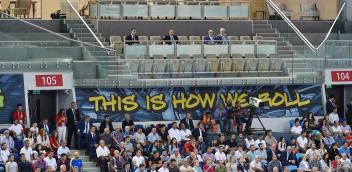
[132,149,145,169]
[235,145,245,161]
[309,153,322,171]
[44,150,57,171]
[296,131,308,151]
[280,146,297,166]
[254,143,267,164]
[179,159,192,172]
[291,120,302,135]
[322,120,334,136]
[246,145,256,162]
[340,153,352,171]
[32,152,47,172]
[338,142,350,158]
[196,136,206,155]
[49,131,59,150]
[328,107,340,125]
[265,130,277,147]
[111,126,124,143]
[331,121,343,134]
[23,133,34,150]
[169,159,180,172]
[55,109,67,144]
[37,128,50,150]
[158,125,169,143]
[204,29,216,45]
[245,134,255,149]
[78,115,92,149]
[215,160,226,172]
[109,150,126,172]
[236,133,246,149]
[170,148,183,166]
[306,112,318,129]
[214,146,226,162]
[59,164,67,172]
[168,138,179,155]
[298,154,310,171]
[168,122,181,142]
[192,160,202,172]
[267,144,278,162]
[57,153,70,171]
[122,163,132,172]
[302,120,312,133]
[203,158,215,172]
[29,123,39,137]
[123,126,134,139]
[99,115,113,134]
[0,143,10,164]
[163,29,179,45]
[277,137,286,153]
[8,119,24,139]
[249,156,264,172]
[201,112,213,132]
[18,153,31,172]
[100,128,114,147]
[160,150,170,162]
[237,157,248,172]
[192,122,206,140]
[341,119,351,133]
[202,147,215,162]
[134,128,147,146]
[226,155,237,172]
[183,137,196,155]
[66,102,81,149]
[70,152,83,172]
[12,104,26,126]
[86,126,99,160]
[254,134,266,148]
[318,143,328,158]
[124,136,134,159]
[224,100,234,133]
[326,95,337,115]
[267,155,283,172]
[180,112,194,130]
[215,28,228,45]
[5,154,17,172]
[57,142,70,158]
[1,130,16,154]
[148,127,161,144]
[20,139,33,162]
[306,143,320,160]
[323,133,335,147]
[179,123,192,141]
[125,28,139,45]
[96,140,110,171]
[38,118,51,134]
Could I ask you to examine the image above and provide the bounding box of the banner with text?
[76,85,323,122]
[0,74,25,124]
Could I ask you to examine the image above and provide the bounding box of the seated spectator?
[123,126,134,139]
[296,131,308,151]
[225,156,237,172]
[306,143,320,160]
[32,152,47,172]
[38,118,51,134]
[215,28,228,45]
[179,123,192,141]
[134,128,147,146]
[323,133,335,147]
[122,163,132,172]
[18,153,31,172]
[99,115,114,134]
[291,120,303,135]
[57,153,70,171]
[148,127,161,144]
[150,163,158,172]
[306,112,318,129]
[335,132,345,146]
[265,130,277,147]
[202,147,216,162]
[111,126,124,143]
[179,159,193,172]
[0,143,10,164]
[318,143,328,158]
[86,126,99,160]
[160,150,170,162]
[236,133,246,150]
[215,160,226,172]
[109,150,126,172]
[341,119,351,133]
[49,131,59,150]
[37,128,50,150]
[168,138,179,155]
[214,146,227,162]
[44,150,57,171]
[254,134,266,148]
[204,29,216,45]
[193,160,202,172]
[322,119,334,136]
[132,149,145,169]
[158,125,169,144]
[168,122,181,143]
[5,154,17,172]
[201,112,213,132]
[70,152,83,172]
[237,157,249,171]
[302,120,312,133]
[78,115,92,149]
[192,122,206,140]
[203,158,215,172]
[267,155,283,172]
[24,131,36,148]
[331,121,343,134]
[29,123,39,137]
[170,148,183,166]
[168,159,179,172]
[277,137,286,153]
[249,156,264,172]
[255,143,267,163]
[298,154,310,171]
[245,134,255,149]
[329,108,339,125]
[267,143,278,162]
[280,146,297,167]
[180,112,194,130]
[345,130,352,143]
[100,128,114,147]
[96,140,110,172]
[8,119,24,140]
[338,142,350,158]
[20,139,33,163]
[235,146,245,161]
[340,153,352,171]
[246,145,256,162]
[183,137,196,155]
[57,142,70,158]
[124,28,139,45]
[147,140,162,156]
[197,136,207,155]
[163,29,179,45]
[309,153,322,171]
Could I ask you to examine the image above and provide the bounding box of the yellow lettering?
[271,92,285,107]
[146,95,151,111]
[285,93,299,107]
[122,95,139,112]
[238,92,248,107]
[296,93,311,107]
[185,94,200,109]
[172,93,185,109]
[198,93,216,109]
[258,92,271,106]
[88,95,106,112]
[151,94,167,111]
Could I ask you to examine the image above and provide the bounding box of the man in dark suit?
[279,146,297,167]
[163,29,179,45]
[215,27,228,45]
[192,122,206,140]
[86,126,99,160]
[326,95,337,115]
[38,118,51,134]
[180,112,194,130]
[66,102,81,148]
[78,115,93,149]
[203,29,216,45]
[125,28,139,45]
[346,97,352,125]
[99,115,114,134]
[122,113,134,132]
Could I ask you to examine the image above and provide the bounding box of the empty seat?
[110,36,122,44]
[139,36,148,45]
[244,59,258,71]
[240,36,251,41]
[220,59,233,72]
[253,36,263,40]
[189,36,201,44]
[270,59,283,71]
[178,36,188,44]
[152,54,164,59]
[257,59,270,71]
[208,59,220,76]
[300,3,320,20]
[232,59,246,71]
[150,36,162,44]
[228,36,239,41]
[267,2,292,19]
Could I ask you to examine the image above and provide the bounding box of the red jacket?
[12,111,26,124]
[55,114,67,127]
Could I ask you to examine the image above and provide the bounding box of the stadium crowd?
[0,95,351,172]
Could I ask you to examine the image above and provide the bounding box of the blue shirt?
[339,147,351,156]
[70,158,83,171]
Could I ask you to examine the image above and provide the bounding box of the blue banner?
[0,74,25,124]
[76,85,323,122]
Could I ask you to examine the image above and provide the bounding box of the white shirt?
[305,149,320,160]
[132,155,145,167]
[8,124,23,136]
[245,138,255,148]
[235,150,245,160]
[158,167,169,172]
[329,113,339,124]
[168,128,181,142]
[250,161,263,171]
[254,139,266,148]
[96,146,110,158]
[291,126,302,135]
[179,129,192,141]
[0,149,10,162]
[296,136,308,149]
[331,125,343,134]
[44,157,57,170]
[29,127,39,135]
[37,135,50,145]
[214,151,227,161]
[20,147,33,162]
[342,125,351,133]
[57,146,70,158]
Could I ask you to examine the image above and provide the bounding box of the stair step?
[256,33,280,37]
[103,64,130,70]
[284,63,308,68]
[277,41,288,46]
[70,28,97,33]
[106,70,132,75]
[253,20,268,24]
[277,46,291,50]
[67,23,95,29]
[287,68,313,73]
[94,56,121,61]
[74,33,102,38]
[89,51,110,56]
[278,50,295,55]
[253,28,276,33]
[83,162,97,168]
[78,37,105,42]
[84,42,109,46]
[64,20,91,24]
[253,24,272,29]
[263,37,283,41]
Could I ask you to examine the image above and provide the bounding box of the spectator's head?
[172,122,178,129]
[162,161,168,168]
[168,29,175,36]
[180,123,186,130]
[219,133,225,141]
[60,141,67,147]
[16,104,23,111]
[238,145,243,151]
[150,163,157,170]
[13,119,18,125]
[333,107,338,113]
[219,145,224,152]
[24,139,30,147]
[342,119,347,126]
[218,160,225,167]
[124,163,131,170]
[182,159,189,167]
[208,29,214,36]
[8,154,14,161]
[323,153,329,161]
[1,143,7,150]
[70,102,76,109]
[153,151,160,158]
[207,146,213,153]
[125,126,130,132]
[74,152,80,159]
[294,120,300,127]
[238,133,243,139]
[271,143,276,151]
[162,149,167,156]
[99,140,106,147]
[247,134,253,139]
[58,109,65,116]
[205,112,211,117]
[171,138,177,145]
[205,158,212,165]
[160,124,166,132]
[239,157,245,163]
[104,127,110,134]
[272,154,278,161]
[173,148,179,155]
[60,153,67,160]
[48,150,54,158]
[219,28,226,35]
[249,144,255,151]
[3,130,10,138]
[137,127,143,134]
[287,146,292,153]
[185,112,191,119]
[313,153,319,160]
[136,149,142,156]
[43,118,48,124]
[258,143,264,150]
[32,122,37,127]
[334,121,339,127]
[85,115,90,122]
[197,122,203,129]
[258,134,264,140]
[152,127,157,134]
[301,131,307,137]
[38,152,45,160]
[341,153,347,160]
[130,28,136,36]
[266,129,273,136]
[329,95,336,101]
[104,115,110,122]
[91,126,97,133]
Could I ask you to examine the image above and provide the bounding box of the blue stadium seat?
[288,165,297,172]
[11,153,19,159]
[14,140,23,150]
[289,120,295,128]
[134,124,144,131]
[0,129,7,134]
[296,153,303,161]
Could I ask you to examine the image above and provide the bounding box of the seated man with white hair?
[249,156,264,172]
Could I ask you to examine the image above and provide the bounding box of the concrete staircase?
[70,149,101,172]
[253,20,317,77]
[64,20,138,81]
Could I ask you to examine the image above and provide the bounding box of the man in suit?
[346,97,352,126]
[78,115,93,149]
[279,146,297,167]
[99,115,114,134]
[163,29,179,45]
[38,118,51,134]
[326,95,337,115]
[86,126,99,160]
[215,27,228,45]
[66,102,81,148]
[125,28,139,45]
[192,122,206,140]
[203,29,216,45]
[180,112,194,130]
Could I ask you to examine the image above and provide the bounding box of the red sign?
[331,71,352,82]
[35,74,63,87]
